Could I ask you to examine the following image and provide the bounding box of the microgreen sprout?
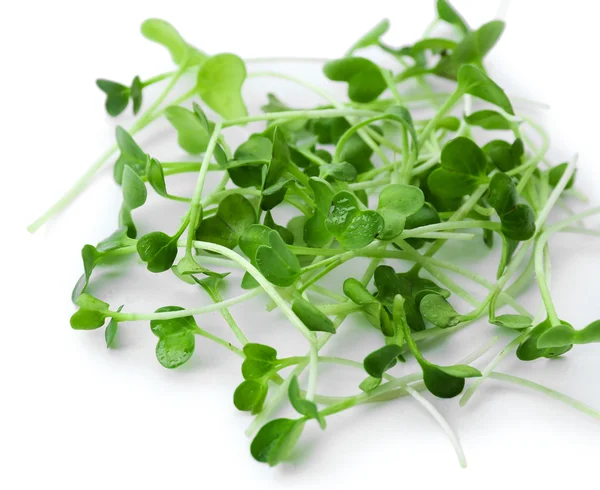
[34,0,600,470]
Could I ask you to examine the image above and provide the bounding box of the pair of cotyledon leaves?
[362,295,479,399]
[96,76,143,117]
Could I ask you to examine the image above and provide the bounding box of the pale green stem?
[192,241,315,343]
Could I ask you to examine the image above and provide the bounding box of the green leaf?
[114,126,147,184]
[457,64,514,115]
[242,360,274,380]
[250,418,305,466]
[487,173,518,216]
[122,165,147,209]
[359,376,382,392]
[436,116,461,131]
[323,57,387,103]
[326,191,383,249]
[137,231,178,273]
[150,306,197,338]
[156,332,195,368]
[234,380,268,414]
[196,194,257,249]
[259,127,294,210]
[538,320,600,348]
[196,53,248,119]
[374,265,449,332]
[288,376,326,429]
[292,297,336,334]
[228,135,272,188]
[548,162,576,189]
[437,0,470,34]
[96,227,134,252]
[130,76,143,114]
[404,203,441,249]
[517,319,573,361]
[420,361,480,398]
[72,244,102,302]
[465,110,512,130]
[255,230,301,287]
[165,106,211,154]
[105,305,123,348]
[491,314,532,330]
[175,254,215,277]
[140,18,207,66]
[239,224,273,263]
[96,79,129,117]
[70,294,110,330]
[434,21,505,80]
[420,293,461,328]
[377,184,424,240]
[363,344,405,378]
[264,211,294,245]
[347,19,390,55]
[319,162,357,182]
[501,204,536,241]
[343,278,382,329]
[304,178,334,248]
[244,343,278,361]
[427,137,488,198]
[143,158,167,198]
[483,139,523,172]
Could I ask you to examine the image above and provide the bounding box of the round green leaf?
[250,418,305,466]
[326,191,384,250]
[420,293,461,328]
[150,306,197,338]
[156,331,195,369]
[465,110,512,130]
[255,230,301,287]
[234,380,268,414]
[323,57,386,103]
[196,194,257,249]
[196,53,248,119]
[137,231,178,273]
[364,344,405,378]
[141,18,207,66]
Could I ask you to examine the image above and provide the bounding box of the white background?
[3,1,600,489]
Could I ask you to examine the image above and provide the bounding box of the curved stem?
[191,241,315,343]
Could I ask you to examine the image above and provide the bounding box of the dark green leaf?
[517,319,573,361]
[319,162,357,182]
[427,137,488,198]
[228,135,272,188]
[434,21,505,80]
[548,163,576,189]
[105,305,123,348]
[114,126,147,184]
[377,184,424,240]
[196,194,257,249]
[304,177,334,248]
[292,297,336,333]
[137,231,178,273]
[130,76,143,114]
[420,360,481,398]
[457,64,514,115]
[234,380,268,414]
[420,293,461,328]
[288,376,326,429]
[264,211,294,245]
[239,224,272,263]
[96,79,129,117]
[325,191,383,249]
[364,344,405,378]
[487,173,518,216]
[483,139,523,172]
[255,230,301,287]
[323,57,386,103]
[501,204,535,241]
[250,418,305,466]
[150,306,197,338]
